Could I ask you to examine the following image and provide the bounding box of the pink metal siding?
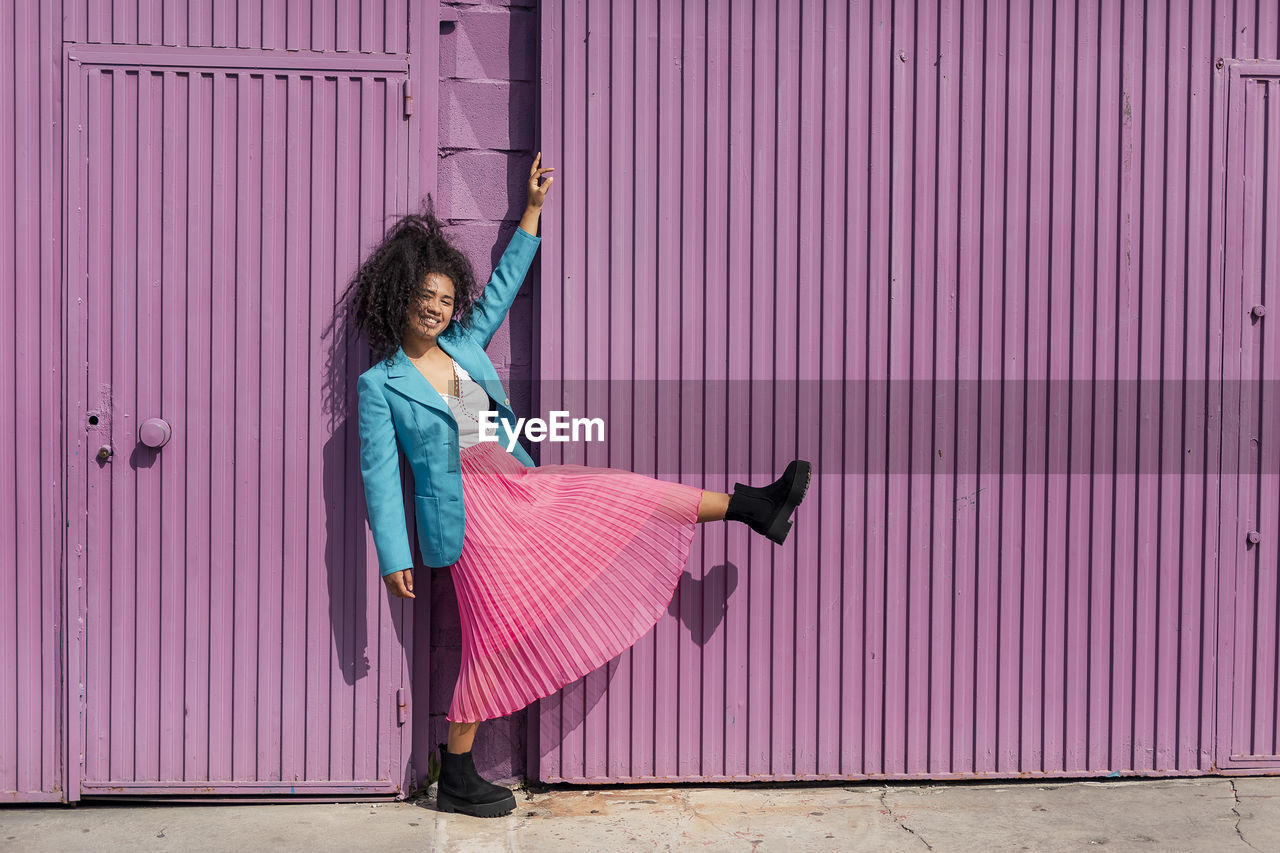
[2,0,447,802]
[1219,60,1280,770]
[64,56,415,796]
[1,0,64,802]
[64,0,410,54]
[5,0,1280,802]
[535,0,1280,783]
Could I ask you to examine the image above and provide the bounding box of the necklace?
[448,358,483,424]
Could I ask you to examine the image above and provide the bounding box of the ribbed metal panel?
[536,0,1280,782]
[64,0,410,54]
[63,60,413,794]
[1,0,64,803]
[4,0,442,803]
[1220,60,1280,770]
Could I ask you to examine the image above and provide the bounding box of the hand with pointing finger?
[519,152,554,236]
[527,151,554,209]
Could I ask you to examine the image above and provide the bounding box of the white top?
[441,358,499,449]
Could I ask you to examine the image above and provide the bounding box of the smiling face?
[405,272,456,345]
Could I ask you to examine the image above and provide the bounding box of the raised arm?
[465,226,542,349]
[465,152,555,349]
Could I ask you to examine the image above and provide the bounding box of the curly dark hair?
[338,194,479,365]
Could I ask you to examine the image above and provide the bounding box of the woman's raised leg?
[696,490,730,523]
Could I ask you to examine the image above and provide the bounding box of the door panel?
[67,62,413,793]
[1223,66,1280,770]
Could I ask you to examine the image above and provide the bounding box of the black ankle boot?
[725,460,812,544]
[436,743,517,818]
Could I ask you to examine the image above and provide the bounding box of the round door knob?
[1247,530,1262,545]
[139,417,172,449]
[1251,304,1266,318]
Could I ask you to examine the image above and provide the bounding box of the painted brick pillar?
[428,0,539,784]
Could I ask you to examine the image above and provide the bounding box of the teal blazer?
[357,226,541,576]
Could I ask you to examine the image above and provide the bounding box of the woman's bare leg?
[697,490,730,523]
[447,721,479,754]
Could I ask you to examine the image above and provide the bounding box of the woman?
[342,153,811,818]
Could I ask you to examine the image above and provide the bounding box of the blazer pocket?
[414,494,445,556]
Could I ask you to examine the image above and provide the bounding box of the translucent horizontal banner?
[483,379,1280,476]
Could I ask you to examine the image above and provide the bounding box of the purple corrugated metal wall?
[5,0,1279,802]
[62,0,412,53]
[3,0,449,802]
[2,0,64,803]
[1221,60,1280,770]
[535,0,1280,782]
[66,57,414,797]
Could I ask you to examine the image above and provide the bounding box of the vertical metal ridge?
[138,67,160,782]
[1156,0,1180,771]
[951,0,965,771]
[3,0,12,795]
[3,0,18,795]
[802,0,826,777]
[1182,1,1204,765]
[629,0,641,780]
[120,66,136,781]
[40,0,56,792]
[174,68,192,780]
[696,0,710,776]
[1120,0,1139,772]
[281,71,294,781]
[849,0,866,779]
[1082,0,1101,772]
[303,72,319,784]
[764,0,777,778]
[935,0,957,776]
[1062,0,1088,774]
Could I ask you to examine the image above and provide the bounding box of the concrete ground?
[2,777,1278,852]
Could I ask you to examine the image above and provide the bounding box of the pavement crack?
[1230,779,1262,852]
[880,788,934,851]
[682,792,730,838]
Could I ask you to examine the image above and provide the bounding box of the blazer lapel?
[385,345,452,417]
[382,328,512,418]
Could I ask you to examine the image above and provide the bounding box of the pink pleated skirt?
[446,440,704,723]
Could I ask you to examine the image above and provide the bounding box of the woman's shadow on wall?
[542,560,739,745]
[319,308,411,688]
